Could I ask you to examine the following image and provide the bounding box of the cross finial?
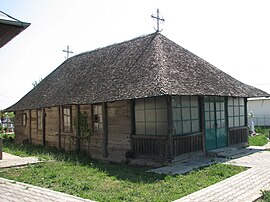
[151,9,165,32]
[63,45,73,59]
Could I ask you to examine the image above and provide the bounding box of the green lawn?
[0,141,247,202]
[249,133,269,146]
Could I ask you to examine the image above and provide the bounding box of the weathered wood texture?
[107,101,132,162]
[132,135,168,157]
[173,133,203,156]
[14,111,30,144]
[229,127,248,145]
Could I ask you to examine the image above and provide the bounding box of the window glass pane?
[190,96,198,107]
[205,102,209,111]
[135,99,144,110]
[136,123,145,134]
[183,121,191,133]
[234,117,240,127]
[210,102,214,111]
[229,117,234,127]
[205,112,210,121]
[216,102,221,111]
[221,102,224,110]
[216,112,221,120]
[135,110,145,122]
[192,120,199,132]
[191,108,199,119]
[145,109,155,122]
[182,108,190,120]
[157,122,167,135]
[221,120,226,128]
[171,96,178,107]
[210,112,215,120]
[233,98,239,105]
[181,96,190,107]
[172,108,181,121]
[174,121,182,135]
[156,96,166,108]
[240,116,245,126]
[146,122,156,135]
[234,106,239,115]
[210,121,215,128]
[145,97,155,109]
[221,111,225,119]
[156,109,167,122]
[239,98,244,105]
[240,107,245,115]
[228,98,233,106]
[228,107,234,116]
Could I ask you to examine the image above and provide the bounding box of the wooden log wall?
[229,127,248,145]
[107,101,132,162]
[173,132,203,156]
[14,111,29,144]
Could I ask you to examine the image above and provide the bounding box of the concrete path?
[0,177,93,202]
[0,152,93,202]
[0,152,41,168]
[173,145,270,202]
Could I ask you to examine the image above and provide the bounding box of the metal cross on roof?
[63,45,73,59]
[151,9,165,32]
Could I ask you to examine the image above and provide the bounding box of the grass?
[0,141,247,201]
[249,132,269,146]
[259,190,270,202]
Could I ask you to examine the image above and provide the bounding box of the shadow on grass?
[3,140,166,183]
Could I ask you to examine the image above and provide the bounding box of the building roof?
[0,11,30,48]
[6,33,269,111]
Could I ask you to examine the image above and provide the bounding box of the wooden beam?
[102,102,108,157]
[76,105,81,152]
[225,97,230,146]
[244,98,248,127]
[130,99,135,154]
[28,110,32,144]
[199,96,206,153]
[58,106,61,149]
[42,108,46,146]
[166,95,173,160]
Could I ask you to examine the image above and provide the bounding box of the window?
[228,97,245,127]
[37,109,43,130]
[63,107,71,131]
[172,96,200,135]
[135,96,167,136]
[93,104,103,133]
[22,113,27,126]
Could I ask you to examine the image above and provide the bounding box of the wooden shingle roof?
[7,33,269,111]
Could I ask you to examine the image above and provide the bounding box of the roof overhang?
[0,18,30,48]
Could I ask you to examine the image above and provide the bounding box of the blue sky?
[1,0,270,109]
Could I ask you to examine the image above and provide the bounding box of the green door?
[205,96,227,150]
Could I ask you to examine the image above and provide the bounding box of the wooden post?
[102,102,108,157]
[130,99,135,154]
[225,97,230,146]
[76,105,81,152]
[244,97,248,143]
[166,95,173,160]
[28,110,32,144]
[58,106,61,149]
[199,96,206,153]
[42,108,46,146]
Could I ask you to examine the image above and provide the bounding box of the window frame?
[172,96,200,135]
[135,96,168,136]
[228,97,245,128]
[62,106,72,132]
[93,104,103,134]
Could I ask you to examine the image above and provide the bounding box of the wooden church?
[6,33,268,164]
